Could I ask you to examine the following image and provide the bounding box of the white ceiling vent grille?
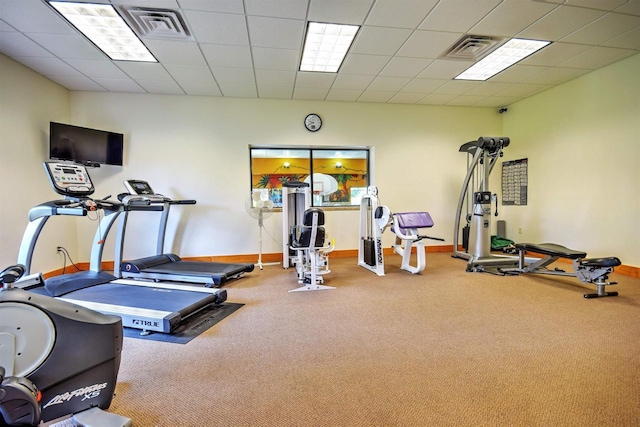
[119,7,192,40]
[441,35,506,61]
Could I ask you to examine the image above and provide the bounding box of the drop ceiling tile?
[470,0,558,37]
[519,42,592,66]
[564,0,627,11]
[144,40,206,65]
[367,76,411,91]
[325,89,363,102]
[400,78,446,93]
[0,19,16,31]
[489,64,548,83]
[116,62,174,80]
[45,75,106,91]
[252,47,299,71]
[247,16,305,50]
[295,72,336,88]
[463,81,515,96]
[357,90,394,103]
[558,46,636,68]
[417,59,473,79]
[200,44,252,68]
[446,95,487,106]
[179,80,223,96]
[92,78,146,93]
[497,83,551,98]
[27,33,105,60]
[308,0,374,25]
[245,0,307,19]
[601,27,640,49]
[517,5,606,41]
[397,31,463,59]
[220,84,257,97]
[0,0,76,34]
[417,93,457,105]
[433,80,481,95]
[64,59,129,79]
[340,54,391,75]
[0,32,53,57]
[292,87,329,100]
[366,0,439,29]
[255,69,296,86]
[257,86,293,99]
[183,10,249,45]
[211,66,255,85]
[351,26,412,56]
[177,0,244,13]
[331,73,376,90]
[14,56,83,76]
[419,0,501,33]
[379,57,432,78]
[135,79,184,94]
[614,1,640,15]
[164,64,215,83]
[561,12,640,45]
[523,66,587,84]
[388,92,425,104]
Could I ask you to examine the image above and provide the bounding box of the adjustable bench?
[391,212,444,274]
[505,243,621,298]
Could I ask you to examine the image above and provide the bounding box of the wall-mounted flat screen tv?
[49,122,124,166]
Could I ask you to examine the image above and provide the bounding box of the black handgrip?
[173,199,197,205]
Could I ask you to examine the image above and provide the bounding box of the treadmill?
[17,162,227,335]
[113,179,254,287]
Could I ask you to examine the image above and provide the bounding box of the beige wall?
[69,91,500,262]
[0,54,74,273]
[500,53,640,266]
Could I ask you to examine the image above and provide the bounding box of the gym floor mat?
[122,302,243,344]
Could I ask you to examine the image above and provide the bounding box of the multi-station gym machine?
[452,136,517,271]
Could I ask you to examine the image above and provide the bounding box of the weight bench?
[502,243,621,298]
[391,212,444,274]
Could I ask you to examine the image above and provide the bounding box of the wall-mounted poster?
[502,158,528,205]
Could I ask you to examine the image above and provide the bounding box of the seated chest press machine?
[359,187,443,276]
[453,136,621,298]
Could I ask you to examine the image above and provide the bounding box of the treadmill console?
[124,180,155,196]
[44,162,94,197]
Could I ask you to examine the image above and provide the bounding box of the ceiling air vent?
[440,35,506,61]
[119,7,192,40]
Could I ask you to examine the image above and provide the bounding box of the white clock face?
[305,114,322,132]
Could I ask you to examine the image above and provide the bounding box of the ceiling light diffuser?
[48,1,156,62]
[300,22,359,73]
[455,38,550,81]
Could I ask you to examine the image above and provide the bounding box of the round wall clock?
[304,114,322,132]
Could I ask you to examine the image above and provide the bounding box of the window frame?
[249,145,371,209]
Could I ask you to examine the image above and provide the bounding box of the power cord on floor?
[56,246,83,274]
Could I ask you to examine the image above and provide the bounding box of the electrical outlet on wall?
[518,227,523,234]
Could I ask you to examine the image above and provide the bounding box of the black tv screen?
[49,122,124,166]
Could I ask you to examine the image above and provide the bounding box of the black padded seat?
[580,257,621,268]
[515,243,587,259]
[291,208,325,249]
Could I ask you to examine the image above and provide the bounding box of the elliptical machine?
[0,264,131,426]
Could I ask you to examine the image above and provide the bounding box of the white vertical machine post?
[282,182,310,269]
[358,186,388,276]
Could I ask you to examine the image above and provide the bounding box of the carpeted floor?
[108,253,640,426]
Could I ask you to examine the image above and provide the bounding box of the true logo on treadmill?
[132,319,160,327]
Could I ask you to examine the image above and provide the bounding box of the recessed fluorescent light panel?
[48,1,156,62]
[455,38,550,81]
[300,22,360,73]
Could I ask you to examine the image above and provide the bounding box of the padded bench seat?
[515,243,586,260]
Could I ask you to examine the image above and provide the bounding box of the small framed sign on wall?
[502,158,528,205]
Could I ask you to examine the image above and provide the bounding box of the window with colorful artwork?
[249,146,370,208]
